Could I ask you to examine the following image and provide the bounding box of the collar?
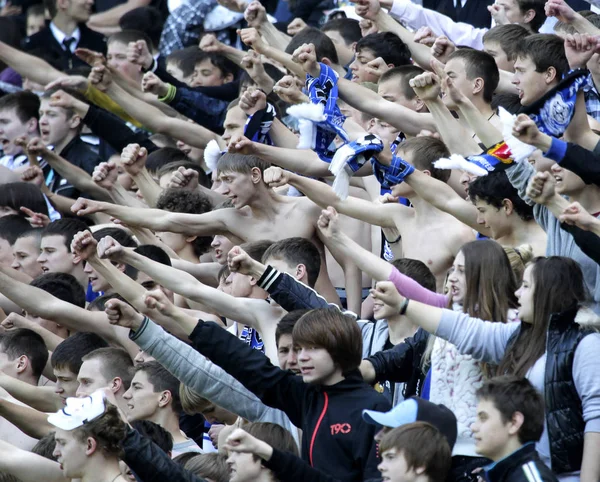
[49,21,81,51]
[483,443,537,481]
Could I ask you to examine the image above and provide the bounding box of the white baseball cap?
[47,390,107,431]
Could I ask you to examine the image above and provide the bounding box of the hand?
[559,201,600,232]
[353,0,381,20]
[487,3,509,25]
[545,0,576,24]
[143,288,177,317]
[564,33,600,70]
[97,235,125,260]
[371,281,404,312]
[200,33,224,53]
[414,26,437,47]
[526,171,556,204]
[20,167,44,188]
[75,48,106,67]
[1,312,32,331]
[359,18,378,37]
[142,72,169,97]
[512,114,550,148]
[273,75,308,104]
[127,40,153,70]
[317,206,341,239]
[92,161,119,190]
[239,87,267,115]
[365,57,389,81]
[121,143,148,177]
[287,17,307,36]
[263,166,290,188]
[208,424,225,448]
[71,230,98,261]
[376,193,399,205]
[409,71,442,102]
[45,75,89,92]
[20,206,50,228]
[240,50,268,84]
[223,428,265,455]
[217,0,248,12]
[168,166,199,191]
[25,137,47,157]
[431,36,456,64]
[88,64,112,92]
[71,197,105,217]
[238,28,267,53]
[228,135,257,155]
[49,89,81,112]
[227,246,256,275]
[244,0,268,28]
[0,2,21,16]
[292,43,320,78]
[416,129,441,139]
[105,298,144,330]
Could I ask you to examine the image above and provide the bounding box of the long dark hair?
[498,257,588,377]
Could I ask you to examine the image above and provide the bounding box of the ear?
[473,77,484,96]
[350,41,357,52]
[322,57,332,67]
[68,114,82,130]
[502,198,514,216]
[509,411,525,435]
[421,169,432,178]
[295,263,307,282]
[158,390,172,409]
[386,62,394,69]
[414,466,426,476]
[251,166,263,184]
[115,262,127,273]
[412,97,426,113]
[185,235,198,244]
[367,118,376,130]
[223,72,234,84]
[545,66,557,85]
[111,377,122,394]
[16,355,28,374]
[72,252,82,265]
[249,274,258,286]
[524,9,536,25]
[85,436,98,456]
[27,117,38,135]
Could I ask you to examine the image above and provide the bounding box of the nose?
[11,258,19,269]
[515,287,521,299]
[211,237,219,248]
[349,59,357,72]
[84,262,92,274]
[37,252,46,263]
[476,212,485,225]
[550,163,561,173]
[176,140,185,149]
[123,388,132,400]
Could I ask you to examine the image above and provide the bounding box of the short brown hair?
[82,348,134,391]
[391,258,436,292]
[216,153,271,176]
[379,422,452,482]
[243,421,299,458]
[184,453,229,482]
[398,137,451,183]
[483,24,530,62]
[292,308,362,374]
[379,65,425,101]
[262,237,321,288]
[239,239,274,263]
[476,375,544,444]
[72,402,127,458]
[135,361,182,414]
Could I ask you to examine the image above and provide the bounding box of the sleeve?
[257,265,331,311]
[122,427,206,482]
[83,85,142,128]
[164,87,228,134]
[132,318,292,426]
[367,328,428,383]
[83,104,158,155]
[388,266,448,307]
[355,398,390,481]
[545,137,600,187]
[573,333,600,433]
[435,310,519,364]
[389,0,487,50]
[189,320,307,427]
[559,223,600,266]
[263,449,340,482]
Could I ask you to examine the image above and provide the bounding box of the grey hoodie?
[130,318,300,447]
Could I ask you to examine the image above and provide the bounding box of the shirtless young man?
[264,137,475,291]
[71,152,342,304]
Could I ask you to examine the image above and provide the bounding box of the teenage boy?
[23,0,106,71]
[472,376,557,482]
[70,153,342,304]
[123,361,202,456]
[38,88,101,199]
[0,92,40,172]
[320,18,362,78]
[0,329,48,388]
[482,24,530,73]
[12,228,43,278]
[146,303,390,481]
[262,138,475,291]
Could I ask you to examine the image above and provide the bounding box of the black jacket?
[423,0,494,29]
[48,136,101,198]
[366,327,429,399]
[264,448,339,482]
[189,320,390,482]
[482,443,558,482]
[24,23,106,71]
[122,427,206,482]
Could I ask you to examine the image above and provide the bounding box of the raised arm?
[0,41,63,86]
[0,397,53,439]
[0,439,66,482]
[0,372,61,413]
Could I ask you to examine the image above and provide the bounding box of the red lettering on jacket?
[330,423,352,435]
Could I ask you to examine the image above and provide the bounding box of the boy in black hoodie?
[473,376,558,482]
[187,306,390,482]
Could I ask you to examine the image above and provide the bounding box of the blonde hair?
[179,385,214,415]
[503,244,534,282]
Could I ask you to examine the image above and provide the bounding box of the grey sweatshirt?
[130,318,300,447]
[506,162,600,312]
[436,308,600,480]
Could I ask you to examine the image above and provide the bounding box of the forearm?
[42,151,112,202]
[219,44,247,66]
[14,321,64,351]
[130,169,162,207]
[270,119,302,148]
[331,231,392,282]
[260,21,291,51]
[0,42,62,85]
[105,183,148,208]
[454,98,503,149]
[88,0,148,28]
[261,45,304,79]
[403,299,444,333]
[572,12,600,35]
[0,440,65,482]
[581,432,600,482]
[0,399,53,439]
[0,379,61,413]
[426,98,481,155]
[287,173,343,209]
[171,259,221,286]
[253,144,331,177]
[542,194,571,220]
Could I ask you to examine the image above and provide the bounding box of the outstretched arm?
[0,397,54,439]
[0,439,66,482]
[0,372,61,413]
[0,41,62,86]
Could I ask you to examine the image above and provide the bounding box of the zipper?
[309,391,329,466]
